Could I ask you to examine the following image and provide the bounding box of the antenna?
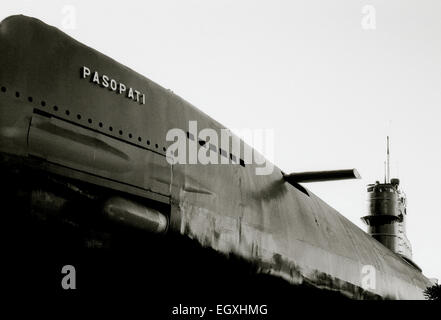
[386,136,390,183]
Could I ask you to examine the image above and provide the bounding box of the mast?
[386,136,390,183]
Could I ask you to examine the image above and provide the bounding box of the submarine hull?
[0,15,431,299]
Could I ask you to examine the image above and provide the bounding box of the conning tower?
[361,137,413,261]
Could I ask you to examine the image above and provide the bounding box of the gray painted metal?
[362,181,413,261]
[103,197,168,233]
[284,168,361,183]
[0,15,432,299]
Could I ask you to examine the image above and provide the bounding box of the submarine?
[0,15,432,300]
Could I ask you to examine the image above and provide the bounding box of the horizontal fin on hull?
[284,169,361,183]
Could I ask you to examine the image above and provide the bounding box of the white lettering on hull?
[81,66,146,105]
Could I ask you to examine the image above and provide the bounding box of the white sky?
[2,0,440,281]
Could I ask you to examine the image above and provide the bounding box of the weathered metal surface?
[362,180,413,261]
[28,114,171,198]
[102,197,168,233]
[0,15,432,299]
